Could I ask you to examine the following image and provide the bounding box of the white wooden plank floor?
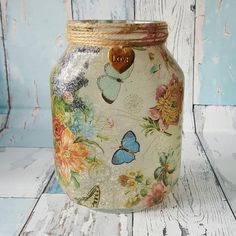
[195,106,236,216]
[16,132,236,236]
[0,147,54,198]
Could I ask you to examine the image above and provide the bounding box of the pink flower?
[63,91,74,104]
[106,118,115,128]
[155,85,167,100]
[148,107,160,120]
[169,73,179,85]
[53,118,65,142]
[144,182,165,208]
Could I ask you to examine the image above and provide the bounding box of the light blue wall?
[0,0,68,147]
[198,0,236,105]
[0,7,8,115]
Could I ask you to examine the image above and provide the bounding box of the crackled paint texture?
[196,0,236,105]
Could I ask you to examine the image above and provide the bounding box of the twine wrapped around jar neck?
[67,20,168,47]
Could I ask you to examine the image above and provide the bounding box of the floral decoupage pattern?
[50,45,184,212]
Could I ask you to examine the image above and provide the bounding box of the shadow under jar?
[50,20,184,213]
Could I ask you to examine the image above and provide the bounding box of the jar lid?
[67,20,168,47]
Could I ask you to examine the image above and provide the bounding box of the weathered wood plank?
[20,133,236,235]
[194,0,236,105]
[20,194,133,236]
[0,198,35,236]
[0,0,70,147]
[132,132,236,235]
[135,0,195,131]
[194,105,236,215]
[0,148,54,198]
[72,0,134,20]
[0,0,9,130]
[194,0,204,106]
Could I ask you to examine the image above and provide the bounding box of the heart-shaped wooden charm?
[108,47,135,74]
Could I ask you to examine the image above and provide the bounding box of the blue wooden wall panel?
[0,6,8,115]
[199,0,236,105]
[0,0,69,147]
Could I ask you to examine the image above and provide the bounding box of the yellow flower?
[156,74,183,129]
[127,171,137,179]
[124,196,141,208]
[127,179,137,189]
[86,158,103,173]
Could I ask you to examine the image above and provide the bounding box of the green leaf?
[74,136,104,153]
[149,52,155,60]
[140,188,148,197]
[167,166,176,174]
[133,47,146,51]
[135,175,143,183]
[154,167,163,180]
[150,64,159,74]
[145,178,152,185]
[163,176,170,186]
[96,134,109,142]
[71,174,80,188]
[64,103,73,112]
[159,154,167,165]
[53,97,65,116]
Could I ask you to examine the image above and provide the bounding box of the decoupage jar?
[50,20,184,213]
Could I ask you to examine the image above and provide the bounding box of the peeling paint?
[1,0,8,30]
[20,0,28,22]
[119,214,128,236]
[32,106,40,123]
[33,80,40,109]
[228,65,235,81]
[216,0,223,15]
[63,0,72,20]
[194,0,205,104]
[224,23,230,38]
[12,18,17,36]
[197,0,236,105]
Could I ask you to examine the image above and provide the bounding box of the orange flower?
[118,175,129,186]
[55,128,89,184]
[53,118,65,141]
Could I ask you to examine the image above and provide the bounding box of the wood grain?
[20,133,236,235]
[135,0,195,131]
[0,0,70,147]
[132,133,236,235]
[194,105,236,216]
[0,0,10,131]
[0,147,54,198]
[72,0,134,20]
[20,194,133,236]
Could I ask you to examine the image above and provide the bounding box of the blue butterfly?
[112,131,140,165]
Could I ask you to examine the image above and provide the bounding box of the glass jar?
[50,20,184,213]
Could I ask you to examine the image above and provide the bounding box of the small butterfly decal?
[76,185,100,208]
[112,130,140,165]
[97,63,133,104]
